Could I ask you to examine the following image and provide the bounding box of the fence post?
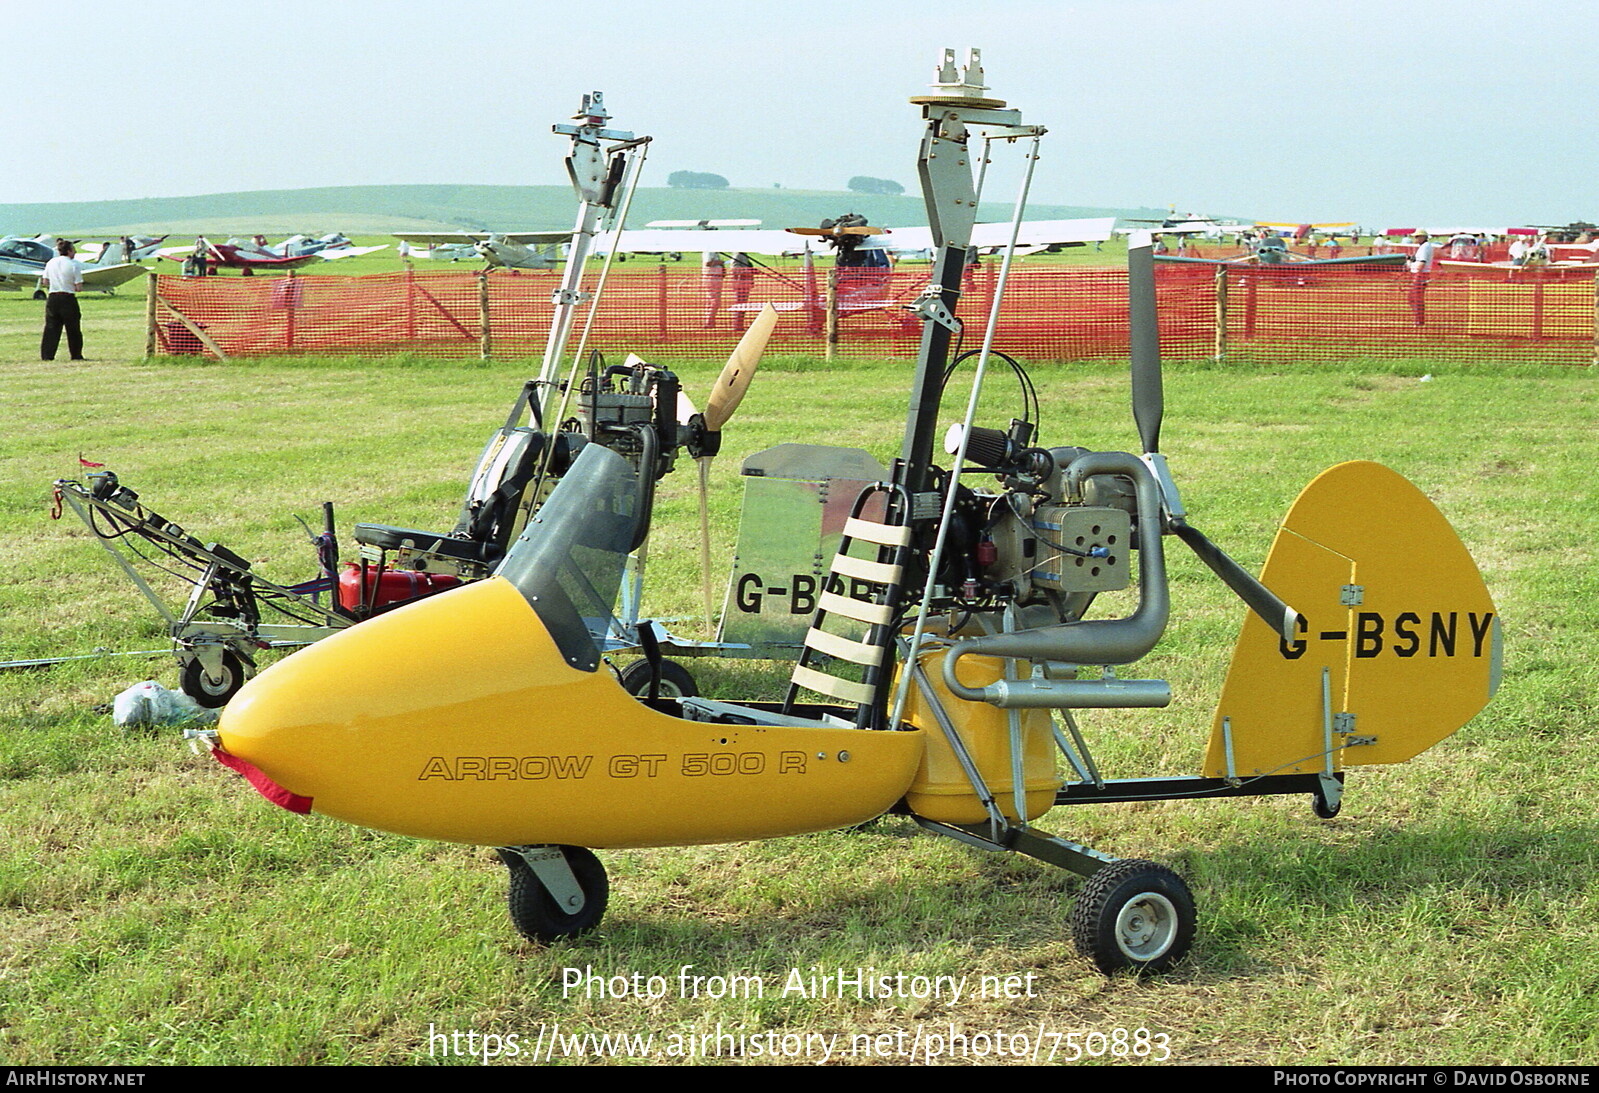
[479,270,492,360]
[1532,274,1545,342]
[144,273,158,357]
[405,267,416,341]
[1213,264,1228,363]
[825,266,839,360]
[657,263,668,337]
[284,270,296,351]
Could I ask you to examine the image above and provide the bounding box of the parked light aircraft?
[594,216,1114,261]
[1255,221,1359,240]
[1157,233,1407,268]
[0,236,146,295]
[1120,211,1246,238]
[393,231,570,269]
[159,236,388,275]
[78,235,169,263]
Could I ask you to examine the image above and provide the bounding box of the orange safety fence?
[1211,261,1597,365]
[150,261,1597,366]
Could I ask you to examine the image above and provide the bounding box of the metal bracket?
[1140,452,1186,522]
[509,845,586,914]
[1221,715,1240,785]
[1340,584,1365,606]
[551,288,592,307]
[1331,712,1374,747]
[906,285,961,332]
[1316,772,1343,813]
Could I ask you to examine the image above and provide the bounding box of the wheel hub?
[1116,893,1177,961]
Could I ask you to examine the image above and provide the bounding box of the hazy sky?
[7,0,1592,228]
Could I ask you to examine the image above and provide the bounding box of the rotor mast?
[537,93,649,420]
[896,49,1041,499]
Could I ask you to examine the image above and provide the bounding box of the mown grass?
[0,282,1595,1066]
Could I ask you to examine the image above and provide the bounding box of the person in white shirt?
[1406,231,1437,328]
[1408,230,1439,273]
[40,239,86,360]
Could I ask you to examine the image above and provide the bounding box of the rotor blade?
[1170,518,1300,644]
[785,226,885,237]
[704,303,778,432]
[1127,231,1163,455]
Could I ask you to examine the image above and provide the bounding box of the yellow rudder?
[1204,461,1500,779]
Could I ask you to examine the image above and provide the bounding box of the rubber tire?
[1072,859,1196,976]
[617,658,698,699]
[499,846,608,944]
[1312,789,1342,819]
[180,650,248,708]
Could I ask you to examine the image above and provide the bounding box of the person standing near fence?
[729,251,754,331]
[701,251,725,330]
[40,239,86,361]
[1407,230,1438,328]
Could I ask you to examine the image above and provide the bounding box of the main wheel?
[617,658,698,699]
[1072,859,1196,975]
[499,846,608,943]
[180,650,248,708]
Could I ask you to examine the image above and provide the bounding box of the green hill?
[0,184,1205,237]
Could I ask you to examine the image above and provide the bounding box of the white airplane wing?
[596,228,812,256]
[0,270,42,292]
[392,232,491,245]
[497,232,572,245]
[850,218,1115,253]
[973,217,1116,249]
[319,245,391,260]
[81,264,147,291]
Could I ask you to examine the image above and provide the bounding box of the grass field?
[0,273,1595,1066]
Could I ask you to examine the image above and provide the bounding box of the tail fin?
[88,239,129,267]
[1204,462,1499,779]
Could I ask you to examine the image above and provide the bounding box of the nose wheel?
[1071,859,1196,975]
[180,649,250,708]
[497,845,609,943]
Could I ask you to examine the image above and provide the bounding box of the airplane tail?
[88,239,130,267]
[1203,461,1499,780]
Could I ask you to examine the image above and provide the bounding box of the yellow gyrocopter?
[198,50,1498,974]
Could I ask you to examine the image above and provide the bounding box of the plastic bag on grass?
[112,680,218,729]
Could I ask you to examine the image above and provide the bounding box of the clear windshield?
[494,443,645,672]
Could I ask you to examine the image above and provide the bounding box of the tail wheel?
[1072,859,1196,975]
[180,650,248,708]
[499,846,608,943]
[618,659,699,699]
